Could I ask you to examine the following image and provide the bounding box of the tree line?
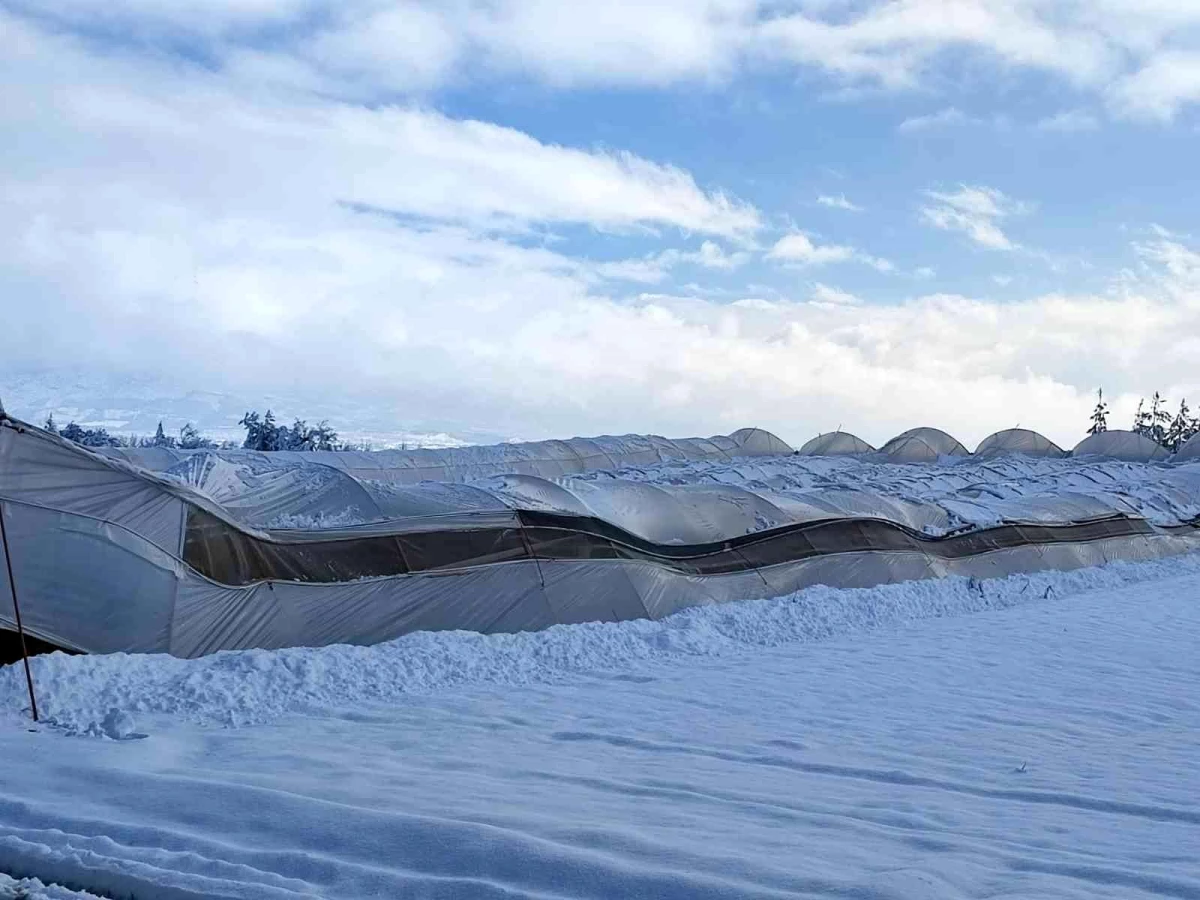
[43,409,362,452]
[1087,389,1199,452]
[43,415,225,450]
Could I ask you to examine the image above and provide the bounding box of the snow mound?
[0,873,104,900]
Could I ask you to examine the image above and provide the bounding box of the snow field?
[2,554,1199,898]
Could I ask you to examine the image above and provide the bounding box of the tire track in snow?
[547,730,1200,826]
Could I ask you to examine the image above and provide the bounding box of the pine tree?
[1132,398,1150,437]
[1166,399,1192,453]
[239,411,261,449]
[312,420,338,451]
[43,413,58,434]
[1087,388,1108,435]
[151,420,176,448]
[261,410,282,451]
[60,422,119,447]
[1150,392,1171,445]
[178,423,215,450]
[241,409,289,450]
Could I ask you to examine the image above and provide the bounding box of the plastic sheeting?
[5,413,1200,660]
[1072,430,1171,462]
[102,427,795,485]
[879,427,971,463]
[6,503,1199,659]
[797,432,875,456]
[975,428,1066,458]
[1175,433,1200,462]
[0,422,186,554]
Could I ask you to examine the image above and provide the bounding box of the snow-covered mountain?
[0,369,490,449]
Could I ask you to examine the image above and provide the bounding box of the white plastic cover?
[103,427,795,486]
[1174,433,1200,462]
[879,427,970,463]
[1072,430,1170,462]
[4,416,1200,660]
[975,428,1065,458]
[797,432,875,456]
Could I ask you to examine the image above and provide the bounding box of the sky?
[3,0,1200,449]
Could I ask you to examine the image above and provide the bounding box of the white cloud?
[810,283,863,305]
[817,193,863,211]
[914,266,937,279]
[0,16,759,241]
[1037,109,1100,131]
[8,6,1200,451]
[12,1,1200,119]
[1107,51,1200,121]
[767,233,893,271]
[593,241,750,283]
[919,185,1030,251]
[897,107,981,132]
[768,233,854,265]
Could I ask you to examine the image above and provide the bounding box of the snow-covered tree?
[1149,392,1171,445]
[60,421,120,447]
[1132,398,1150,437]
[240,410,337,451]
[1166,399,1193,452]
[178,422,215,450]
[1087,389,1108,435]
[151,420,176,448]
[43,413,58,434]
[311,420,338,451]
[240,410,283,451]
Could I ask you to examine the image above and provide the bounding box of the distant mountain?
[0,369,494,450]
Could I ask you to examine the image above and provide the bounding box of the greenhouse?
[1174,433,1200,462]
[1072,430,1171,462]
[878,427,971,463]
[796,432,875,456]
[2,414,1199,660]
[975,428,1066,458]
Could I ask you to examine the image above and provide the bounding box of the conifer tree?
[1150,392,1171,445]
[151,420,176,448]
[1087,388,1108,435]
[43,413,58,434]
[1166,399,1192,453]
[178,423,215,450]
[1132,398,1150,436]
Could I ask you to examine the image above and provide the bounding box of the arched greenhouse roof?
[879,427,970,464]
[975,428,1065,458]
[797,431,875,456]
[1072,430,1170,462]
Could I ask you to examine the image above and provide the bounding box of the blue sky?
[3,1,1200,447]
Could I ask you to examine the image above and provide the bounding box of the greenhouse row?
[2,414,1198,661]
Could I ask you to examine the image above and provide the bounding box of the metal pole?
[0,500,38,722]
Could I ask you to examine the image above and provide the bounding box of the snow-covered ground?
[3,554,1199,898]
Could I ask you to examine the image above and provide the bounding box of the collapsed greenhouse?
[2,413,1199,660]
